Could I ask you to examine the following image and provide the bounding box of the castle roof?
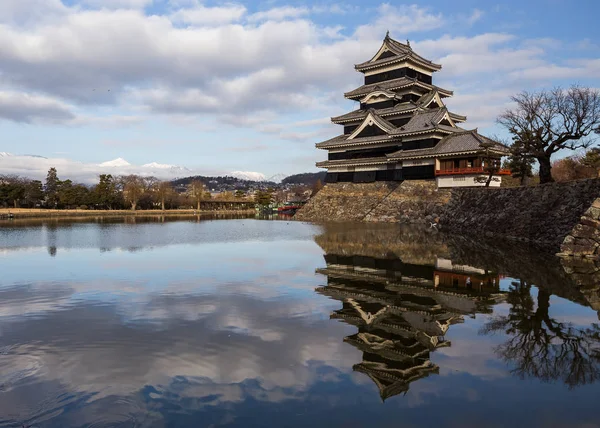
[344,77,453,100]
[355,35,442,73]
[318,108,462,149]
[387,130,510,160]
[331,102,419,124]
[331,90,466,124]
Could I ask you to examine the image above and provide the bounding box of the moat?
[1,217,599,427]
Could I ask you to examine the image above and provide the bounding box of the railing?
[435,167,511,176]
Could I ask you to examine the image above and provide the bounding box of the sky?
[0,0,598,183]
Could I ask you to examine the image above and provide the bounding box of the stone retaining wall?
[439,179,600,253]
[559,199,600,258]
[294,180,449,224]
[296,178,600,257]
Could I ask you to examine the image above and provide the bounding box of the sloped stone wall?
[296,178,600,257]
[439,179,600,253]
[559,199,600,258]
[364,181,450,223]
[294,180,449,224]
[294,182,398,222]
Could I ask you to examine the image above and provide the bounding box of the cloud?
[0,0,69,25]
[170,4,248,25]
[0,153,267,183]
[0,91,76,124]
[465,8,484,26]
[79,0,154,9]
[247,6,309,22]
[0,0,597,143]
[353,4,445,40]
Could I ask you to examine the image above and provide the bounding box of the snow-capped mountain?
[267,173,287,183]
[99,158,131,167]
[142,162,191,172]
[0,152,12,157]
[230,171,267,181]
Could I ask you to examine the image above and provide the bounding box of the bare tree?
[122,175,144,210]
[498,86,600,183]
[187,180,206,210]
[155,181,173,210]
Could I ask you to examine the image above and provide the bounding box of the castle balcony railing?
[435,167,511,176]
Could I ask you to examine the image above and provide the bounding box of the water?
[0,217,599,427]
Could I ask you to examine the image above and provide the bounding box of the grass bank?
[0,208,256,219]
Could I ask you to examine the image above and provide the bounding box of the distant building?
[316,34,510,188]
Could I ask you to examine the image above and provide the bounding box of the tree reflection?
[482,280,600,388]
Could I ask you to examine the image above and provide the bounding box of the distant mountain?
[282,171,326,186]
[22,154,48,159]
[0,152,48,159]
[171,171,326,193]
[171,174,276,192]
[267,173,287,183]
[99,158,131,167]
[230,171,266,181]
[142,162,191,172]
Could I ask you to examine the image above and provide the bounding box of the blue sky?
[0,0,598,182]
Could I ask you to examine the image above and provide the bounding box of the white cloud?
[354,4,445,40]
[247,6,309,22]
[465,8,484,26]
[79,0,154,9]
[0,154,266,183]
[0,0,69,25]
[0,0,596,144]
[0,91,75,124]
[170,4,247,25]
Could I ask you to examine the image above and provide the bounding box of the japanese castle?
[316,33,510,188]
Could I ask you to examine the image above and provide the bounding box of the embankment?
[294,180,450,224]
[0,208,255,219]
[295,178,600,257]
[439,179,600,255]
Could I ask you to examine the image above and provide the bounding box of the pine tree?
[45,167,59,208]
[505,139,535,186]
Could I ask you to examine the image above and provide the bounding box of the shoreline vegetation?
[0,208,256,219]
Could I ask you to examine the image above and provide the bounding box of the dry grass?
[0,208,255,218]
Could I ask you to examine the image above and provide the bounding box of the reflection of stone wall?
[560,258,600,315]
[313,224,449,265]
[298,179,600,255]
[439,179,600,253]
[295,181,450,224]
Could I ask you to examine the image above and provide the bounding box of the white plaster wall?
[402,159,435,167]
[355,165,388,171]
[436,175,503,188]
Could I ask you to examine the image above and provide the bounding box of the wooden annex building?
[316,33,510,188]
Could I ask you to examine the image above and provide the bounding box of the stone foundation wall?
[365,181,450,223]
[294,182,398,222]
[559,199,600,258]
[296,178,600,257]
[295,180,449,224]
[439,179,600,253]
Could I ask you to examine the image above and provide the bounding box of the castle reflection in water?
[314,224,600,400]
